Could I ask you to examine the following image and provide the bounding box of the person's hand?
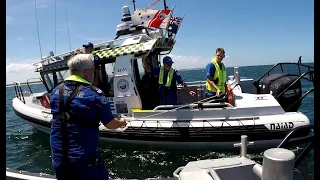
[216,89,221,97]
[181,82,188,88]
[189,91,196,96]
[119,118,127,127]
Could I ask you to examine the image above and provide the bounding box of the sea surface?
[6,63,314,179]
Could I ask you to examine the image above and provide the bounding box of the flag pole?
[169,13,186,48]
[163,0,168,10]
[162,4,176,43]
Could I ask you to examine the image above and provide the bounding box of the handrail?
[277,124,314,168]
[255,61,314,85]
[285,88,314,112]
[275,71,314,99]
[13,81,25,104]
[277,124,313,148]
[32,34,158,66]
[26,78,43,94]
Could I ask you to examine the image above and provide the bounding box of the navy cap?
[163,56,174,66]
[83,42,94,48]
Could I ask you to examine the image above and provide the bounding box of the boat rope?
[34,0,43,59]
[133,83,242,120]
[54,0,57,55]
[64,0,72,51]
[134,95,226,120]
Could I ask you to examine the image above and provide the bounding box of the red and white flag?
[131,9,172,29]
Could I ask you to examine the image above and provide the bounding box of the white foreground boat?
[11,0,314,150]
[6,125,314,180]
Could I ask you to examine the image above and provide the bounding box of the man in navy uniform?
[50,54,127,180]
[142,56,195,105]
[83,42,94,54]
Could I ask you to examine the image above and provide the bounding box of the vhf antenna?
[163,0,168,9]
[132,0,136,11]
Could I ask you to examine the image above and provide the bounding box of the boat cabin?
[32,6,211,115]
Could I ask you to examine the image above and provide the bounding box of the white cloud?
[6,61,40,84]
[14,36,24,42]
[5,54,231,84]
[6,16,13,24]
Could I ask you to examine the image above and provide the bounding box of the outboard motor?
[259,72,302,112]
[116,6,133,36]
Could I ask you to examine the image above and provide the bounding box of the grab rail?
[13,81,25,104]
[26,78,43,94]
[277,124,314,168]
[254,58,314,86]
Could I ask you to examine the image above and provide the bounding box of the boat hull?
[12,97,311,151]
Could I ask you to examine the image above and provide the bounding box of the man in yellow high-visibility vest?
[142,56,195,105]
[205,48,227,97]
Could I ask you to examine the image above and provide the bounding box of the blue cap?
[163,56,174,66]
[83,42,93,48]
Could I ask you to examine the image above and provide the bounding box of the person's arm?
[174,70,196,96]
[104,117,127,129]
[206,63,220,95]
[95,95,127,129]
[142,56,151,73]
[174,70,185,87]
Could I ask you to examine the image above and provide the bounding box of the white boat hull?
[12,96,311,151]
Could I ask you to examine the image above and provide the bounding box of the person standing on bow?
[142,56,195,105]
[50,54,127,180]
[205,47,227,97]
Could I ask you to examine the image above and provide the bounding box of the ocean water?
[6,63,314,179]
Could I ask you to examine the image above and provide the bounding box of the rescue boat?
[11,0,314,150]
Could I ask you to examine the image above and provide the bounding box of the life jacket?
[158,66,175,87]
[54,75,103,165]
[205,58,227,93]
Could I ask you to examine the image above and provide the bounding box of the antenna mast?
[132,0,136,11]
[163,0,168,9]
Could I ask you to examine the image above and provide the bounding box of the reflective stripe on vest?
[205,58,227,93]
[64,75,92,85]
[158,67,175,87]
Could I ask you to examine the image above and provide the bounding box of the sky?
[6,0,314,84]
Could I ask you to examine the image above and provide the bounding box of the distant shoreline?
[178,61,314,71]
[6,62,314,86]
[6,81,43,87]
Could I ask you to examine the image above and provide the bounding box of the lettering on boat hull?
[270,122,294,130]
